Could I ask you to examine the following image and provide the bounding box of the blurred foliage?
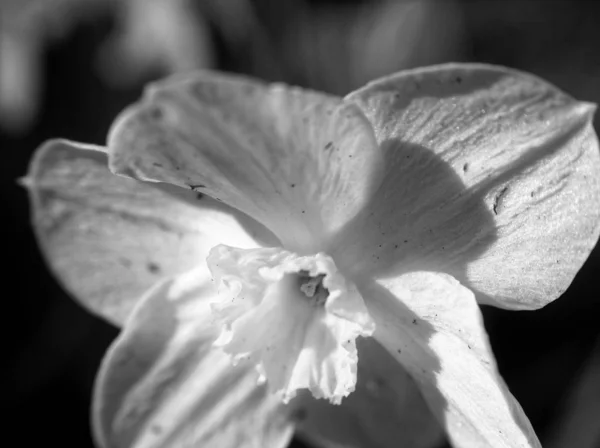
[2,1,600,448]
[0,0,464,132]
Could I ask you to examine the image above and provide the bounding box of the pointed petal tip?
[17,175,33,189]
[571,100,598,121]
[27,138,108,181]
[25,138,108,200]
[581,100,597,113]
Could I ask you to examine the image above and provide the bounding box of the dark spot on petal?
[397,348,402,354]
[196,192,204,200]
[291,183,296,188]
[153,162,163,168]
[325,142,333,150]
[492,186,509,215]
[301,210,305,214]
[404,240,408,243]
[462,162,469,173]
[412,319,417,324]
[147,262,161,274]
[456,76,462,84]
[394,244,399,249]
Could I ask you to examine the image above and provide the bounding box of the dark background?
[3,1,599,447]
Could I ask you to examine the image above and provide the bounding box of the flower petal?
[107,71,384,253]
[94,267,294,448]
[25,139,269,326]
[362,271,541,448]
[338,63,600,310]
[293,337,444,448]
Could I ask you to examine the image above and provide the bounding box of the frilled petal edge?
[293,337,444,448]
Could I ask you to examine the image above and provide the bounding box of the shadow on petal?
[292,338,444,448]
[363,277,540,447]
[342,63,600,310]
[329,135,543,444]
[330,139,496,299]
[93,272,294,448]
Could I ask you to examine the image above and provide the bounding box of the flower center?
[297,270,328,305]
[206,245,375,404]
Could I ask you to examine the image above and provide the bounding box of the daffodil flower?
[26,63,600,448]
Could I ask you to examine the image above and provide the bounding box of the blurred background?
[2,0,599,447]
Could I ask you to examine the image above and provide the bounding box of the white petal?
[107,71,383,253]
[335,63,600,310]
[93,268,293,448]
[293,338,444,448]
[362,271,541,448]
[25,139,269,326]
